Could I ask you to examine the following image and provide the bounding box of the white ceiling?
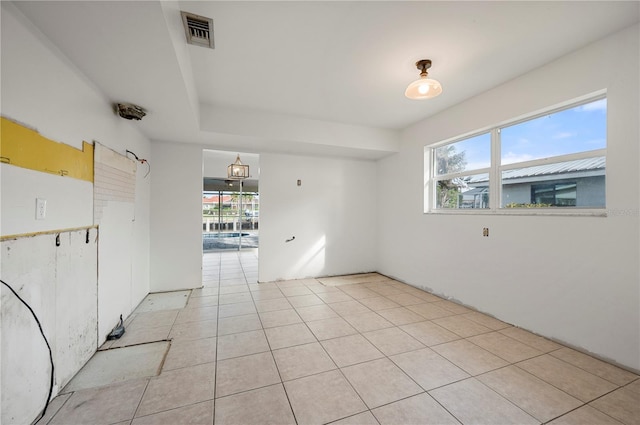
[12,1,640,159]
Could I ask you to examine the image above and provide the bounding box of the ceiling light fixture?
[226,154,250,251]
[116,103,146,120]
[227,154,249,180]
[405,59,442,100]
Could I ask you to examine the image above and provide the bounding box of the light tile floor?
[40,250,639,425]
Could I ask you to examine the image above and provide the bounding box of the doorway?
[202,185,259,251]
[202,151,259,253]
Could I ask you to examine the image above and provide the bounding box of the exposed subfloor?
[39,249,639,424]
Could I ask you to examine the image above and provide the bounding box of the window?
[530,182,576,207]
[426,95,606,214]
[433,133,491,209]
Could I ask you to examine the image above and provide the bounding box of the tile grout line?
[325,280,464,423]
[130,399,214,424]
[36,391,73,425]
[538,373,637,424]
[246,277,370,423]
[318,324,375,423]
[510,353,625,400]
[130,378,152,423]
[309,280,526,424]
[212,250,222,422]
[573,377,640,422]
[234,271,300,424]
[399,316,589,423]
[299,282,411,423]
[333,290,455,423]
[424,317,553,422]
[546,349,639,388]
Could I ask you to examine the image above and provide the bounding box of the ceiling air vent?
[181,11,214,49]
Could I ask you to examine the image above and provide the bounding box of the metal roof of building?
[468,156,605,183]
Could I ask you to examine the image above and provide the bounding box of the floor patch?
[135,290,190,313]
[62,341,170,392]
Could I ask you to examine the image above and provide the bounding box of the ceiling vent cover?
[181,11,214,49]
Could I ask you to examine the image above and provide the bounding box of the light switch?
[36,198,47,220]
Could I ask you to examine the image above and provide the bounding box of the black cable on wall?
[126,149,151,178]
[1,279,55,423]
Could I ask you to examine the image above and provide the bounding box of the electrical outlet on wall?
[36,198,47,220]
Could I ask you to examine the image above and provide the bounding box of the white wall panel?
[150,142,203,292]
[259,153,377,281]
[0,164,93,237]
[1,229,98,425]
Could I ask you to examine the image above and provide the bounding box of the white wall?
[151,145,378,285]
[0,165,94,235]
[1,4,151,422]
[2,230,98,425]
[259,153,377,281]
[150,142,203,292]
[377,25,640,371]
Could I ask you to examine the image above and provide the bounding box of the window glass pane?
[531,183,577,206]
[500,157,605,208]
[435,133,491,175]
[501,98,606,165]
[436,173,489,209]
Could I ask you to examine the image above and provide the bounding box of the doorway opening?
[202,185,259,251]
[202,151,259,253]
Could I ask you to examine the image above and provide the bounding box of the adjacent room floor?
[39,250,638,424]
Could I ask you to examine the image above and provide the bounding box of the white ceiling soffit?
[11,1,640,160]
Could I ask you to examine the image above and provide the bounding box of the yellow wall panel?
[0,117,93,182]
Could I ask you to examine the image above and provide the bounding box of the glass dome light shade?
[405,76,443,100]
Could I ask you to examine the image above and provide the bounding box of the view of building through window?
[434,132,491,209]
[202,190,259,250]
[428,96,606,212]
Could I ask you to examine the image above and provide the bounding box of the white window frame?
[425,93,607,216]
